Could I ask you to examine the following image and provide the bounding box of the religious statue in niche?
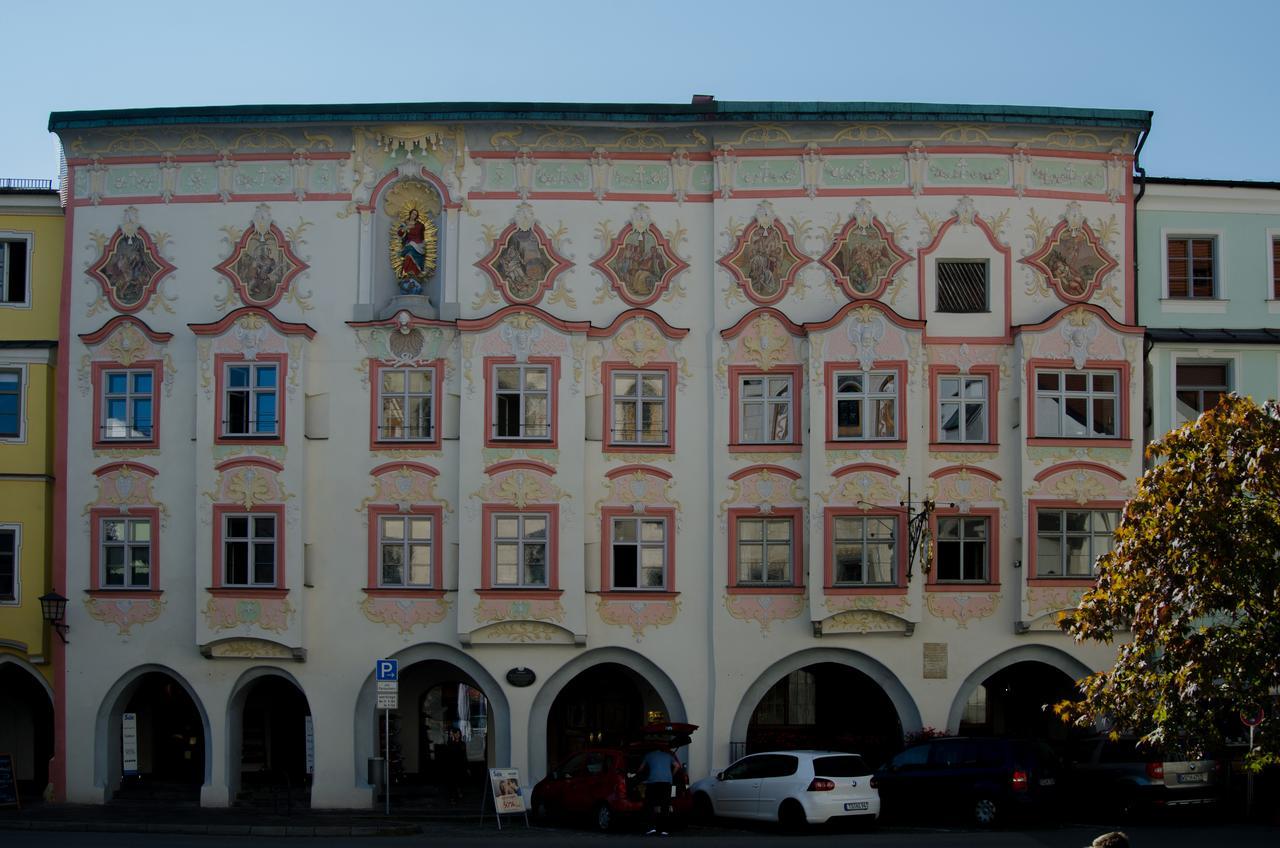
[719,201,807,304]
[86,206,176,313]
[476,202,572,305]
[213,204,308,308]
[1021,201,1117,301]
[385,179,442,295]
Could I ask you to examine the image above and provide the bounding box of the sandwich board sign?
[0,752,19,809]
[482,767,529,829]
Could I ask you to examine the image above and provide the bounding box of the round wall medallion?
[506,667,536,687]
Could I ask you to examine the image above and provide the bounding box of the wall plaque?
[923,642,948,679]
[506,667,536,687]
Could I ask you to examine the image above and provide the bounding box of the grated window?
[936,260,988,312]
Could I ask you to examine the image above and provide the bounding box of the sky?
[3,0,1277,184]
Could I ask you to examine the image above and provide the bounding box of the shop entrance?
[233,675,311,806]
[544,662,671,770]
[110,670,206,802]
[0,660,54,802]
[957,660,1080,742]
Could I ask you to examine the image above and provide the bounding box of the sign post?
[376,659,398,816]
[1240,706,1265,819]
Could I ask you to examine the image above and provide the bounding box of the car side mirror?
[716,771,725,781]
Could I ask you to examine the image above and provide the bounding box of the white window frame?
[738,374,794,444]
[831,514,897,586]
[222,512,278,587]
[101,368,156,442]
[0,524,19,604]
[1035,508,1119,578]
[735,516,794,586]
[492,364,551,441]
[1033,369,1119,438]
[610,370,669,447]
[936,516,989,583]
[377,367,434,442]
[1160,229,1226,308]
[0,364,26,443]
[610,516,667,590]
[378,514,434,588]
[222,362,279,438]
[1267,228,1280,308]
[101,516,152,589]
[492,512,549,588]
[831,369,898,441]
[0,231,34,309]
[1171,355,1235,425]
[938,375,988,443]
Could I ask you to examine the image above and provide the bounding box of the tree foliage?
[1059,395,1280,765]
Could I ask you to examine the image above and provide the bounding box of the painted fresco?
[719,202,809,304]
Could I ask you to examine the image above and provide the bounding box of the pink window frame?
[210,502,288,596]
[1026,499,1125,587]
[478,503,562,597]
[728,364,804,454]
[214,352,287,447]
[601,362,677,454]
[483,356,560,449]
[368,359,445,451]
[91,360,162,451]
[87,506,161,597]
[927,507,1001,592]
[928,363,1000,452]
[726,507,805,595]
[823,361,908,450]
[1024,358,1132,447]
[364,504,445,597]
[822,508,908,595]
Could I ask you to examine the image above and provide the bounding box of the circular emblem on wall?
[506,667,537,687]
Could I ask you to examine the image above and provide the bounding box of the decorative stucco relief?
[214,204,312,311]
[204,596,294,633]
[194,310,304,402]
[77,316,176,401]
[84,462,168,524]
[84,595,165,637]
[84,206,177,316]
[474,203,574,308]
[718,202,811,306]
[725,592,807,633]
[818,199,913,300]
[596,596,681,642]
[359,463,450,518]
[360,595,452,635]
[591,205,690,306]
[925,591,1000,627]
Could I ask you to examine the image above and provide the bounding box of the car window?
[814,755,869,777]
[559,753,589,777]
[975,740,1007,767]
[722,756,762,781]
[891,743,930,769]
[931,740,978,767]
[756,755,799,779]
[585,753,608,775]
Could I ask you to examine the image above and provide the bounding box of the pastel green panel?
[483,160,517,191]
[309,162,339,192]
[736,159,802,189]
[1028,160,1106,192]
[104,167,162,197]
[233,163,293,194]
[73,169,89,198]
[533,162,590,191]
[691,164,714,192]
[927,156,1010,186]
[821,158,906,187]
[611,164,671,193]
[179,166,218,195]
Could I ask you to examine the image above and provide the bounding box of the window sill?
[925,582,1000,593]
[728,443,802,454]
[823,585,907,596]
[475,587,564,599]
[85,589,162,599]
[1267,299,1280,314]
[929,442,998,453]
[1026,577,1096,587]
[825,440,907,451]
[1159,297,1228,314]
[372,439,441,451]
[215,435,284,446]
[363,587,446,598]
[1026,437,1131,449]
[94,439,159,452]
[207,587,288,598]
[726,585,804,595]
[597,590,679,600]
[602,443,675,454]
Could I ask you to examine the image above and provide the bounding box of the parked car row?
[530,731,1225,832]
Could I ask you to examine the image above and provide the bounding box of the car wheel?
[972,796,998,827]
[778,799,807,831]
[594,803,614,833]
[693,792,714,822]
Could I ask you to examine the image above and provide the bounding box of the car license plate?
[1177,773,1206,783]
[844,801,868,811]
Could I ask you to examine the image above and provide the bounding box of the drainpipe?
[1131,124,1151,450]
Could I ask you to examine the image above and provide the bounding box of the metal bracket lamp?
[39,591,70,644]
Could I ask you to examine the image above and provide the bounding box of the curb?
[0,820,423,838]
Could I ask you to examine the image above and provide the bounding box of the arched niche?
[372,175,447,320]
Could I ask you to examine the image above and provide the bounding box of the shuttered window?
[1166,237,1216,298]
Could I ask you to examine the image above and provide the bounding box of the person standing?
[638,743,680,836]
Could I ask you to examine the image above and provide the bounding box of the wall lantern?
[39,591,70,644]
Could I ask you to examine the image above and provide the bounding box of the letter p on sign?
[376,659,398,681]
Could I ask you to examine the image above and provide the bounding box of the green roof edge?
[49,100,1153,132]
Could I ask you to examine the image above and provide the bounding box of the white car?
[690,750,880,827]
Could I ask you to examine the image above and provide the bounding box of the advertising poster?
[488,767,525,813]
[122,713,138,776]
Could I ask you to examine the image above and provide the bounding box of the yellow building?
[0,178,61,800]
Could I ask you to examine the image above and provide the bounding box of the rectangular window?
[736,517,793,585]
[1035,509,1119,578]
[0,527,16,601]
[493,513,548,587]
[0,369,20,438]
[938,375,988,443]
[1273,236,1279,299]
[833,371,897,440]
[101,369,155,441]
[611,371,668,446]
[1175,361,1230,422]
[739,375,793,444]
[493,364,550,440]
[936,517,988,583]
[937,260,989,313]
[101,517,152,589]
[0,239,29,305]
[831,515,896,586]
[378,368,433,442]
[611,516,666,590]
[223,363,278,437]
[1167,236,1216,298]
[223,513,277,587]
[1034,370,1118,438]
[379,515,433,587]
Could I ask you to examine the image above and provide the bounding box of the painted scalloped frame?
[1019,218,1118,304]
[817,216,912,301]
[475,220,573,306]
[86,226,176,314]
[213,220,309,309]
[717,217,811,306]
[591,220,690,307]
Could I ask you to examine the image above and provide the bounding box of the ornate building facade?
[48,101,1151,806]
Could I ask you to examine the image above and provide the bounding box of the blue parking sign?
[376,659,398,681]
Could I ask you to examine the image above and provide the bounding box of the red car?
[531,723,697,832]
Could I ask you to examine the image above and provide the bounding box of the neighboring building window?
[0,369,20,438]
[223,513,277,587]
[610,370,668,447]
[1035,509,1119,578]
[938,375,988,443]
[1175,361,1230,422]
[610,516,667,590]
[937,260,988,312]
[831,515,896,586]
[223,362,278,437]
[1034,370,1118,438]
[492,513,548,587]
[101,517,152,589]
[739,374,794,444]
[736,517,794,586]
[101,369,155,442]
[1166,236,1217,298]
[0,526,16,601]
[379,514,433,588]
[493,364,551,441]
[936,516,989,583]
[832,371,897,441]
[378,367,433,442]
[0,238,29,305]
[1272,235,1279,299]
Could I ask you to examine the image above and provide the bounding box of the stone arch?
[946,644,1092,734]
[225,666,311,802]
[527,647,688,782]
[0,655,55,794]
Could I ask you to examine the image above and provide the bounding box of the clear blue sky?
[4,0,1275,183]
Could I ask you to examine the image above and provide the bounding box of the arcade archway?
[948,646,1091,744]
[227,670,311,806]
[0,658,54,801]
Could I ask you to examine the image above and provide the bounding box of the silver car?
[690,750,880,828]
